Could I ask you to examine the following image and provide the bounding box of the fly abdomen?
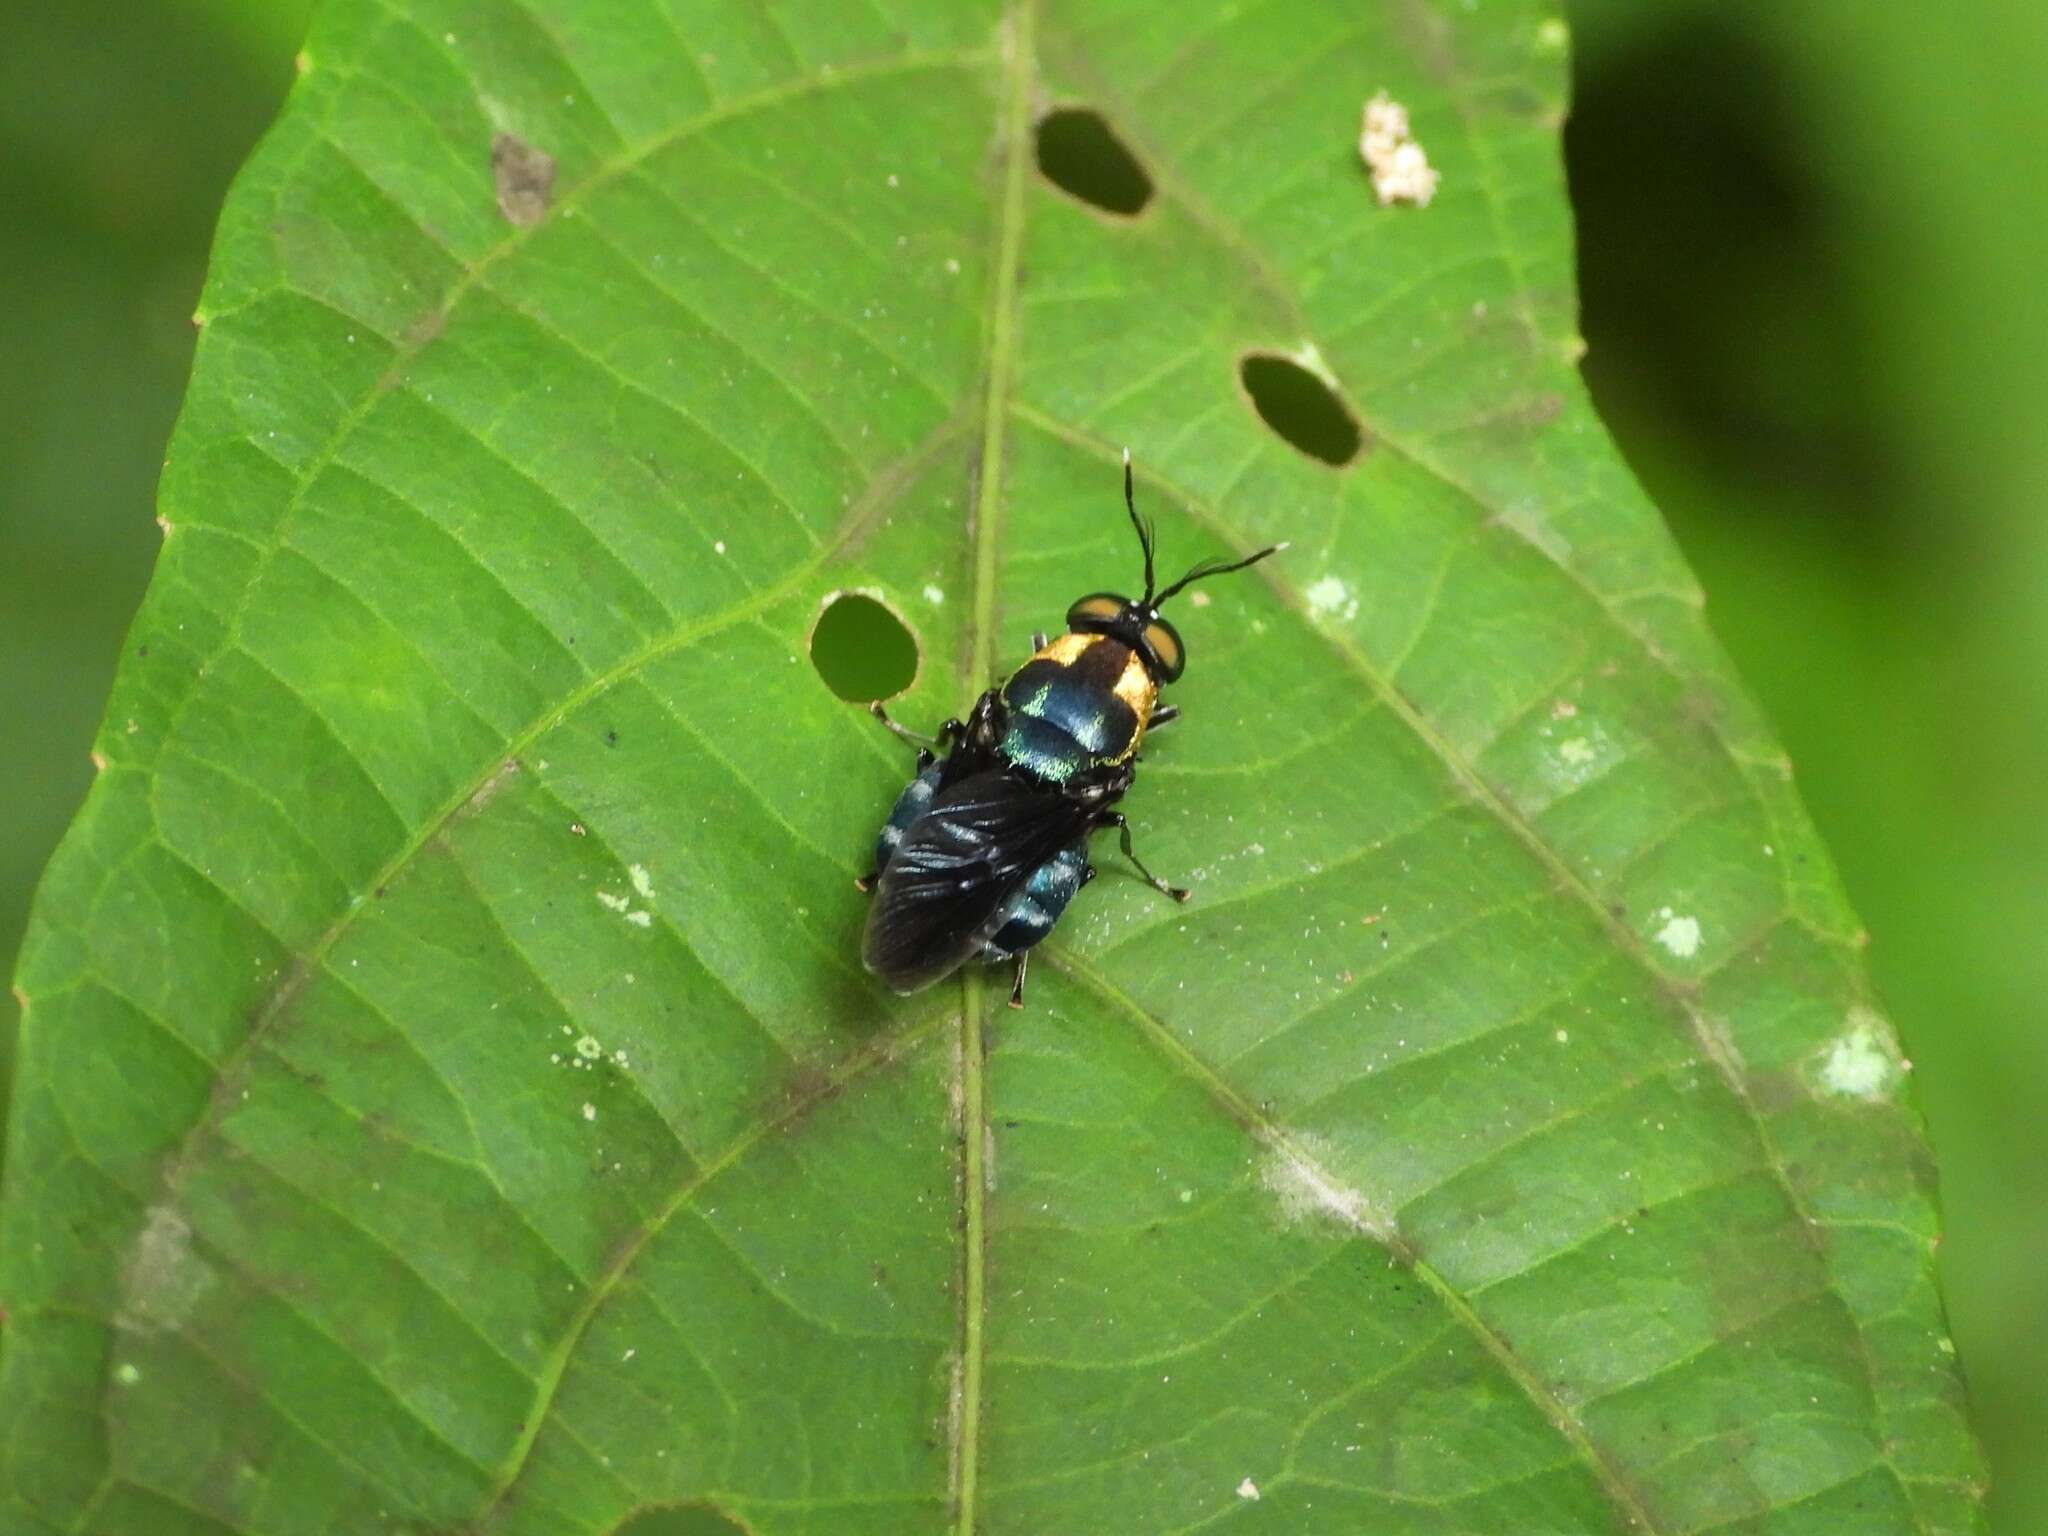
[981,843,1089,958]
[873,762,944,873]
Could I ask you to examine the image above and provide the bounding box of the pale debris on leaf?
[116,1205,214,1333]
[628,863,655,900]
[1815,1006,1910,1101]
[1237,1477,1262,1501]
[1304,575,1360,625]
[1260,1133,1394,1243]
[1360,92,1440,207]
[1652,907,1702,959]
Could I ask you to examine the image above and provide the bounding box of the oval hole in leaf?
[809,591,919,701]
[1035,107,1154,216]
[1238,352,1365,466]
[613,1507,752,1536]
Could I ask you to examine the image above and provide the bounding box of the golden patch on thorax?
[1113,651,1157,720]
[1038,632,1095,666]
[1105,649,1157,763]
[1028,631,1158,762]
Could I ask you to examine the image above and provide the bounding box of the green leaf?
[1,1,1985,1532]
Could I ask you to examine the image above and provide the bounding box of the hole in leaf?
[1238,353,1365,466]
[809,592,919,701]
[614,1508,752,1536]
[1035,107,1154,216]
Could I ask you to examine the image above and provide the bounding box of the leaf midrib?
[952,4,1040,1530]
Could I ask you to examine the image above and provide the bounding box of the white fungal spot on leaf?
[596,890,630,913]
[628,863,655,900]
[1260,1134,1394,1242]
[117,1205,214,1333]
[1652,908,1702,959]
[1541,720,1614,793]
[625,910,653,928]
[922,583,945,605]
[1815,1007,1909,1101]
[1304,575,1359,625]
[1236,1477,1262,1501]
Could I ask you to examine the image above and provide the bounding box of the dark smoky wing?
[862,771,1092,993]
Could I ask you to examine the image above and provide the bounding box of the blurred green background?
[3,1,2041,1528]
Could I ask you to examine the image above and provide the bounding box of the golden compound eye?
[1066,593,1125,628]
[1142,621,1183,680]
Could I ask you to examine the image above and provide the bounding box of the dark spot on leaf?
[809,592,919,702]
[612,1506,754,1536]
[1035,107,1153,217]
[605,729,618,747]
[491,132,556,227]
[1238,353,1364,466]
[404,308,446,348]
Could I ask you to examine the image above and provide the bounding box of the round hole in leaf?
[1238,352,1365,466]
[613,1508,752,1536]
[1035,107,1154,216]
[809,591,919,701]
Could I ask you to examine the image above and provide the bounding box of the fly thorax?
[998,634,1152,776]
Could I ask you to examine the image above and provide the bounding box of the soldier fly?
[857,453,1283,1007]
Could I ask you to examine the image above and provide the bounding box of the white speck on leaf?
[1816,1008,1908,1100]
[575,1034,603,1061]
[923,583,945,605]
[1304,575,1360,625]
[1360,92,1440,206]
[625,910,653,928]
[1260,1134,1394,1242]
[1237,1478,1261,1501]
[628,863,655,900]
[581,1102,596,1122]
[117,1205,214,1333]
[113,1363,142,1387]
[1653,908,1702,959]
[596,890,630,913]
[1544,720,1613,790]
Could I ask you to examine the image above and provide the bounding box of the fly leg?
[868,700,960,769]
[854,870,878,894]
[1007,950,1030,1010]
[1030,631,1049,651]
[1098,812,1190,902]
[1148,705,1180,730]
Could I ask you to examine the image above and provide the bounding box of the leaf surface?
[1,2,1984,1533]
